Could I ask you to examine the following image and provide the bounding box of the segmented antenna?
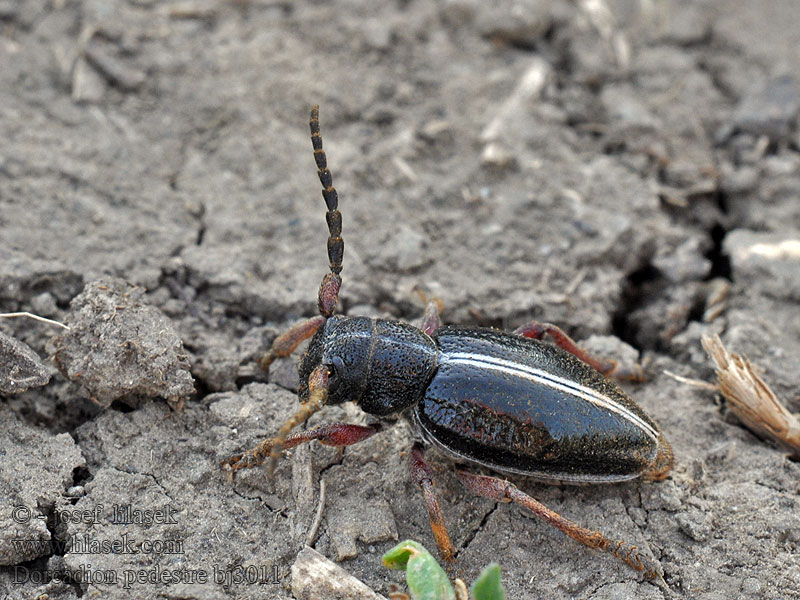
[310,105,343,317]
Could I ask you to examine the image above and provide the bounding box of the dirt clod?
[49,278,195,408]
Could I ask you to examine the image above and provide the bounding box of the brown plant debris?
[702,334,800,457]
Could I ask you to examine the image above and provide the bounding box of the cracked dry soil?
[2,1,800,599]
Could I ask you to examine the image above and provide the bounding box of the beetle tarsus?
[221,440,275,474]
[221,450,262,473]
[220,454,243,481]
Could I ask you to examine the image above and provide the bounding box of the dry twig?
[0,312,70,330]
[662,369,717,391]
[304,478,327,547]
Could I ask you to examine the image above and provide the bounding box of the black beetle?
[223,105,673,578]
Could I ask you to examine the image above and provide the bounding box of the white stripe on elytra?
[442,352,659,443]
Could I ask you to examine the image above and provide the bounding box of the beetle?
[222,105,674,578]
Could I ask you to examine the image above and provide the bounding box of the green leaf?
[471,563,504,600]
[382,540,455,600]
[382,539,424,570]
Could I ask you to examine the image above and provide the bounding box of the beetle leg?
[222,422,382,474]
[455,469,661,578]
[514,321,645,381]
[260,315,326,371]
[418,298,444,336]
[266,363,329,476]
[409,442,456,562]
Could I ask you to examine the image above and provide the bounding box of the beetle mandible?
[222,105,674,578]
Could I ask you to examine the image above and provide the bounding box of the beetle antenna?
[267,364,329,477]
[310,105,343,318]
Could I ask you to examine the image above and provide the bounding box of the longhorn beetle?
[222,105,674,578]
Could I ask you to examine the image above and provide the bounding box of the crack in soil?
[457,501,499,558]
[230,486,282,514]
[106,466,175,503]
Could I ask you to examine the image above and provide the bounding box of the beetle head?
[298,315,372,406]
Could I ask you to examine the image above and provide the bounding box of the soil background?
[1,1,800,599]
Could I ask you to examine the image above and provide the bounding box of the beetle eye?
[328,356,345,393]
